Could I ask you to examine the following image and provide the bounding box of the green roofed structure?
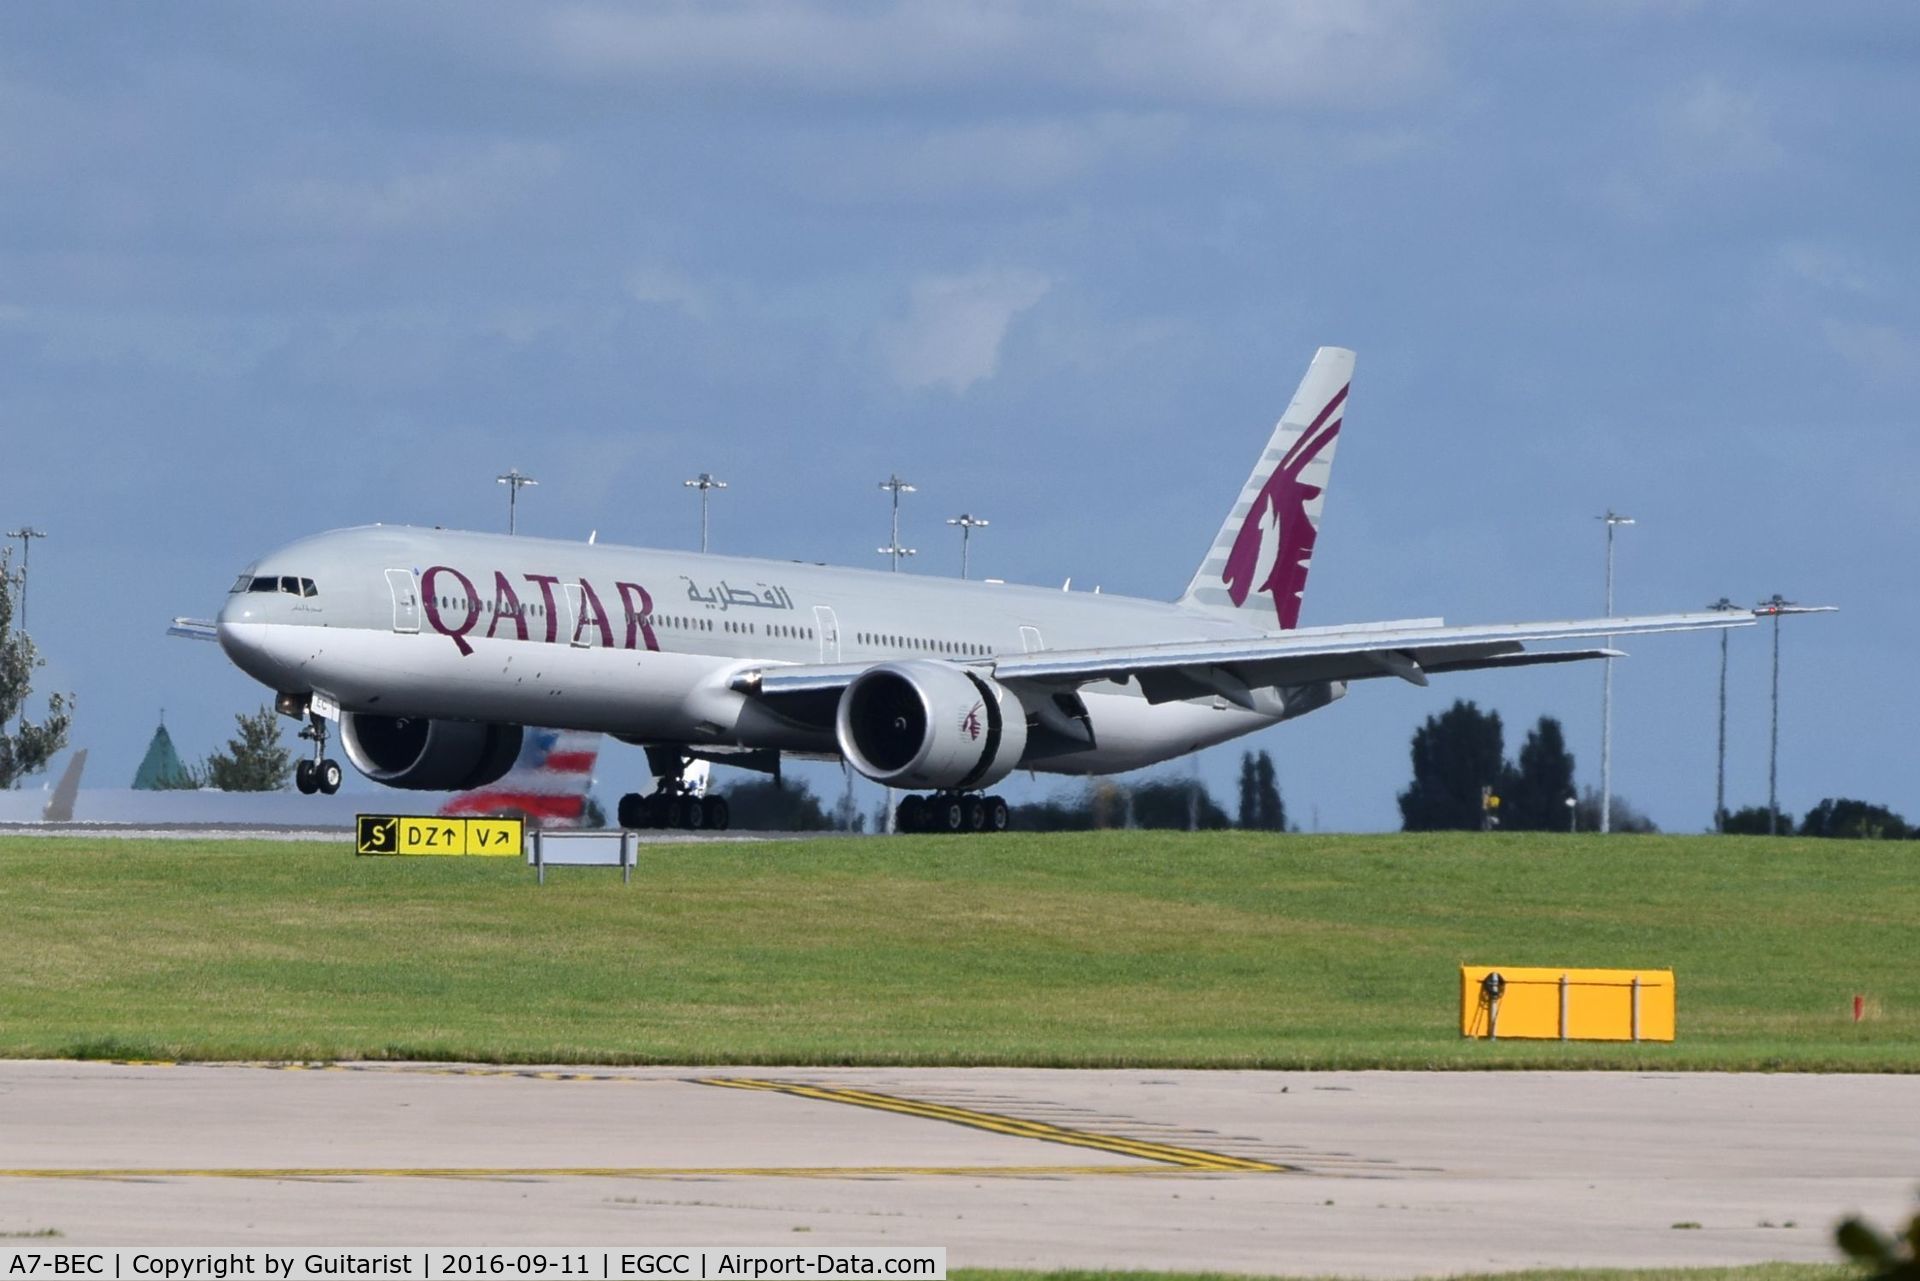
[132,722,193,790]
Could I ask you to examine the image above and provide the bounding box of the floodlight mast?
[878,474,916,572]
[496,469,538,535]
[1753,595,1834,835]
[1598,510,1634,835]
[1708,596,1741,832]
[683,472,728,554]
[5,527,46,632]
[946,513,989,579]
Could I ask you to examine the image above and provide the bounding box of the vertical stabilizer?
[43,749,87,822]
[1180,346,1353,630]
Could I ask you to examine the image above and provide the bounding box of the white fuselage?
[217,525,1310,776]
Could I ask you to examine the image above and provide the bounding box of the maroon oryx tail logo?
[1221,384,1347,630]
[961,702,984,741]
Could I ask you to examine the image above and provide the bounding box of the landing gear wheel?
[962,795,986,832]
[702,796,730,831]
[295,759,318,795]
[646,795,670,828]
[684,796,706,830]
[896,795,926,834]
[986,795,1010,833]
[317,759,343,795]
[934,795,966,833]
[617,793,645,829]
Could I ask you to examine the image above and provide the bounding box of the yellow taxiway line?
[73,1063,1290,1178]
[701,1077,1289,1173]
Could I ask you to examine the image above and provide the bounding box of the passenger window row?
[855,631,986,656]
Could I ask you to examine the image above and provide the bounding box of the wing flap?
[730,610,1754,712]
[992,611,1752,689]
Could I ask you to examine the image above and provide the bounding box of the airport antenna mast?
[1754,595,1833,836]
[946,513,989,580]
[878,474,916,572]
[5,527,46,632]
[1707,596,1742,832]
[683,473,728,554]
[496,469,538,536]
[1597,509,1634,835]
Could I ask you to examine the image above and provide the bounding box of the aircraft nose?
[216,594,284,683]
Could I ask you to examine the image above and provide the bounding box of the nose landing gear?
[896,792,1009,834]
[294,712,342,796]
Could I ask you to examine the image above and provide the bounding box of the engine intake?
[340,713,523,791]
[836,661,1027,791]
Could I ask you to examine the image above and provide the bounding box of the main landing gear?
[617,753,731,832]
[895,792,1010,835]
[293,713,342,796]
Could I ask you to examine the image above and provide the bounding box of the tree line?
[1397,697,1913,839]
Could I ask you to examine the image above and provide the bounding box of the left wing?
[169,617,219,642]
[732,610,1758,714]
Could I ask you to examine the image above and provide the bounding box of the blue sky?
[3,2,1913,831]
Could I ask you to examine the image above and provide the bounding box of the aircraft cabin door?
[385,569,420,634]
[564,582,589,647]
[814,606,840,662]
[1020,625,1044,653]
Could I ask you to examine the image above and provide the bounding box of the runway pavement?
[3,1060,1914,1276]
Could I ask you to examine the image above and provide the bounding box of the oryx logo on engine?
[961,702,984,741]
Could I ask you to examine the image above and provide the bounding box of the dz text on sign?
[357,815,524,857]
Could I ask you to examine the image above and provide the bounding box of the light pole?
[5,527,46,632]
[1754,595,1835,835]
[683,472,728,554]
[1707,596,1742,832]
[1598,510,1634,834]
[946,513,989,579]
[878,474,916,572]
[496,469,537,535]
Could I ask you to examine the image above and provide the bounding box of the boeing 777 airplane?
[174,348,1761,833]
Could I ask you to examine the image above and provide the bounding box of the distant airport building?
[131,722,192,790]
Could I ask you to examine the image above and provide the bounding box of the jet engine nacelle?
[340,713,523,791]
[835,661,1027,791]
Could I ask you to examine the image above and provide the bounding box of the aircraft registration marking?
[355,815,524,857]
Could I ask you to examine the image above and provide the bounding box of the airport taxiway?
[3,1061,1913,1276]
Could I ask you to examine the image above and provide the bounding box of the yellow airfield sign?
[356,814,524,857]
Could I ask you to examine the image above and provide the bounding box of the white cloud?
[1661,77,1782,175]
[1595,76,1785,222]
[626,264,716,320]
[252,142,564,235]
[1774,242,1876,295]
[540,1,1437,110]
[1822,317,1920,385]
[783,112,1185,204]
[882,268,1052,393]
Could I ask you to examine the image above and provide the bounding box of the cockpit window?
[230,574,252,594]
[247,575,319,597]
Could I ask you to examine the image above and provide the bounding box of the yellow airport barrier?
[356,814,524,857]
[1461,965,1674,1042]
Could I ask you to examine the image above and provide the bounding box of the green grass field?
[0,831,1913,1068]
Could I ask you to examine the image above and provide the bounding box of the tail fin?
[1179,346,1353,631]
